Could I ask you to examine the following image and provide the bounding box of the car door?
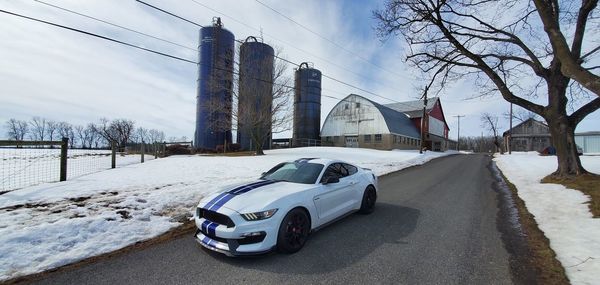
[313,163,355,224]
[340,163,363,207]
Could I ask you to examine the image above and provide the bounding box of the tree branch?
[569,97,600,125]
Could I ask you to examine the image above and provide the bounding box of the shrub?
[165,144,191,155]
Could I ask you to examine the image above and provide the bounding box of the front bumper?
[194,207,279,256]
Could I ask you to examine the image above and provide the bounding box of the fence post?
[154,142,158,159]
[111,141,116,169]
[141,141,145,163]
[60,137,68,181]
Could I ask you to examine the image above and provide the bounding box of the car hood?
[198,180,314,213]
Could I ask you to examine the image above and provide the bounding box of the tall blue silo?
[237,37,275,151]
[292,62,322,147]
[194,18,234,150]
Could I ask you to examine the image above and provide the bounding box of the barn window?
[364,135,371,142]
[345,104,349,110]
[355,102,361,108]
[375,134,382,142]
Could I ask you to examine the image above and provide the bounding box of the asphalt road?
[31,154,529,285]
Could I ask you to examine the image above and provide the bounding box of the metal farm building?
[575,132,600,154]
[320,94,422,150]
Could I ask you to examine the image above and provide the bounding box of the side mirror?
[323,176,339,185]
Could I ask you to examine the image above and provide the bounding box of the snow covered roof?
[384,97,438,118]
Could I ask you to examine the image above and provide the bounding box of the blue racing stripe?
[203,181,267,209]
[201,220,211,233]
[230,180,278,195]
[208,194,236,211]
[207,222,219,236]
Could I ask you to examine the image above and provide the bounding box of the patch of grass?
[499,171,570,285]
[542,173,600,217]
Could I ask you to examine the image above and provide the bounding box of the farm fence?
[0,138,155,193]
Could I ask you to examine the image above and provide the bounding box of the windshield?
[261,162,324,184]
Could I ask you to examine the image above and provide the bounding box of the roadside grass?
[542,173,600,217]
[499,171,570,285]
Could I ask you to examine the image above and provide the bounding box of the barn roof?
[349,94,421,138]
[384,97,438,118]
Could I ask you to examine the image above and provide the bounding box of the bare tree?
[46,120,58,142]
[148,129,165,143]
[85,123,99,148]
[74,125,89,148]
[205,43,293,155]
[481,113,502,153]
[57,122,75,148]
[29,116,46,141]
[503,107,541,123]
[5,119,28,141]
[374,0,600,178]
[134,127,148,143]
[91,118,134,149]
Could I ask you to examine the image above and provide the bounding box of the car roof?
[292,157,350,165]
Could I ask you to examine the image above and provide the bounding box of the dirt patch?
[497,167,570,284]
[116,210,131,219]
[542,173,600,217]
[0,202,51,212]
[3,221,196,285]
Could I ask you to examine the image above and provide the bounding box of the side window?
[321,163,346,182]
[343,163,358,176]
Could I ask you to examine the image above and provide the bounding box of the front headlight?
[241,209,278,221]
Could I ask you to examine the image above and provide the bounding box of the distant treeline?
[3,117,186,149]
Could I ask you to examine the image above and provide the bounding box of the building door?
[345,136,358,148]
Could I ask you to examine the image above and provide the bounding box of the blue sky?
[1,0,599,141]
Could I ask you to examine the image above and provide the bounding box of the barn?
[502,118,552,152]
[384,97,450,151]
[320,94,451,151]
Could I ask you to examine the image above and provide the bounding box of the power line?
[4,5,419,111]
[34,0,197,51]
[136,0,204,28]
[0,9,197,64]
[253,0,409,80]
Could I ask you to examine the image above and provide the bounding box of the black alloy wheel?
[359,185,377,214]
[277,208,310,254]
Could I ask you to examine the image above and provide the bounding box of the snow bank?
[0,147,453,281]
[495,152,600,285]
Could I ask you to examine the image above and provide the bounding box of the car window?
[320,163,347,183]
[342,163,358,176]
[262,162,324,184]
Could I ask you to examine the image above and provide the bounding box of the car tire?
[276,208,310,254]
[358,185,377,214]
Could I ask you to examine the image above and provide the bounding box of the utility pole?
[453,115,465,151]
[420,85,429,154]
[508,103,513,154]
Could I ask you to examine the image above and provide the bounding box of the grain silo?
[236,37,275,151]
[194,18,234,150]
[292,62,322,147]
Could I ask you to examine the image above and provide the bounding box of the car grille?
[199,228,229,243]
[197,208,235,228]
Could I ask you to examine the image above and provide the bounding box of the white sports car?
[194,158,378,256]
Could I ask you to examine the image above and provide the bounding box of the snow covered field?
[0,147,453,281]
[495,153,600,285]
[0,149,152,192]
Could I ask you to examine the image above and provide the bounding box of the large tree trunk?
[545,67,588,178]
[546,115,586,177]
